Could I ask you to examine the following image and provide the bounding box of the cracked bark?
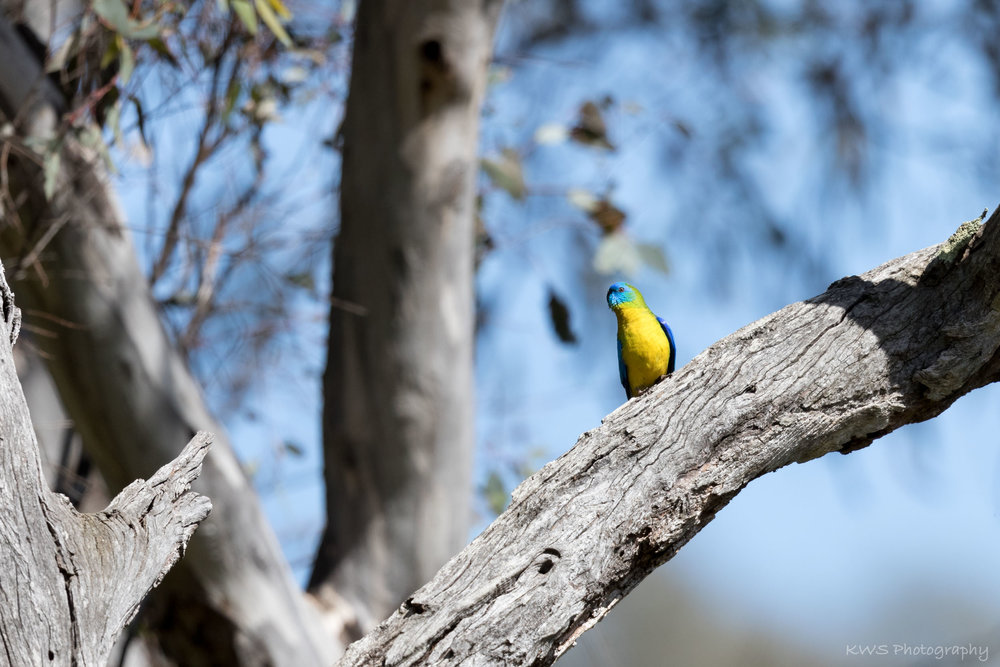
[0,263,212,666]
[340,210,1000,665]
[0,13,335,665]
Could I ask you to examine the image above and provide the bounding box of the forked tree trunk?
[0,14,336,665]
[0,263,212,665]
[309,0,504,639]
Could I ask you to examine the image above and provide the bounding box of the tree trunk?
[309,0,503,639]
[339,211,1000,665]
[0,14,336,665]
[0,262,212,665]
[16,346,110,513]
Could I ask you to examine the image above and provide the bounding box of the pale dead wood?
[0,14,336,664]
[340,209,1000,666]
[0,262,212,666]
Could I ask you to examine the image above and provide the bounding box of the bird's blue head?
[607,282,641,309]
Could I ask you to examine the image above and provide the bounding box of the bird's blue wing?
[657,316,677,374]
[617,336,631,398]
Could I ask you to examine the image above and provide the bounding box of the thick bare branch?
[0,15,336,665]
[340,209,1000,665]
[0,262,212,665]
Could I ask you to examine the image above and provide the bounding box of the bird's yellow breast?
[617,306,671,394]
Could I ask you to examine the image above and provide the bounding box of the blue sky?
[473,6,1000,663]
[107,2,1000,663]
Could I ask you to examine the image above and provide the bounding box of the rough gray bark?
[0,263,212,666]
[310,0,504,639]
[339,211,1000,665]
[0,13,336,665]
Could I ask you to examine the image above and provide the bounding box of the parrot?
[606,282,676,399]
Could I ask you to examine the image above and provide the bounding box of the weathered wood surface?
[0,264,212,666]
[0,12,335,664]
[340,210,1000,666]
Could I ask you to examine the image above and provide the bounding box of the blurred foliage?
[485,0,1000,305]
[471,0,1000,527]
[26,0,1000,521]
[480,470,510,516]
[30,0,348,415]
[16,0,1000,609]
[547,287,578,344]
[478,445,547,518]
[45,0,987,409]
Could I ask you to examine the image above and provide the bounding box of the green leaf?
[255,0,292,46]
[83,127,116,174]
[147,37,179,68]
[593,231,641,276]
[480,471,509,516]
[100,36,120,70]
[92,0,160,40]
[284,271,315,292]
[105,101,123,146]
[636,243,670,274]
[223,80,240,123]
[547,287,577,344]
[118,39,135,84]
[97,85,119,129]
[231,0,258,35]
[45,31,78,73]
[43,149,61,201]
[481,148,525,200]
[125,22,160,41]
[92,0,131,34]
[266,0,292,20]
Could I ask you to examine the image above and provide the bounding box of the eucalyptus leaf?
[255,0,292,46]
[480,471,509,516]
[481,148,525,200]
[43,149,61,201]
[232,0,258,34]
[118,40,135,84]
[593,231,641,276]
[636,243,670,274]
[92,0,160,39]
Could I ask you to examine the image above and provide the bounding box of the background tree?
[0,0,502,661]
[2,0,1000,665]
[308,0,503,638]
[0,3,335,663]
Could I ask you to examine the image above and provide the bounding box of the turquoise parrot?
[607,282,676,399]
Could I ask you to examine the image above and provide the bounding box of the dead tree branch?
[0,263,212,665]
[341,209,1000,666]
